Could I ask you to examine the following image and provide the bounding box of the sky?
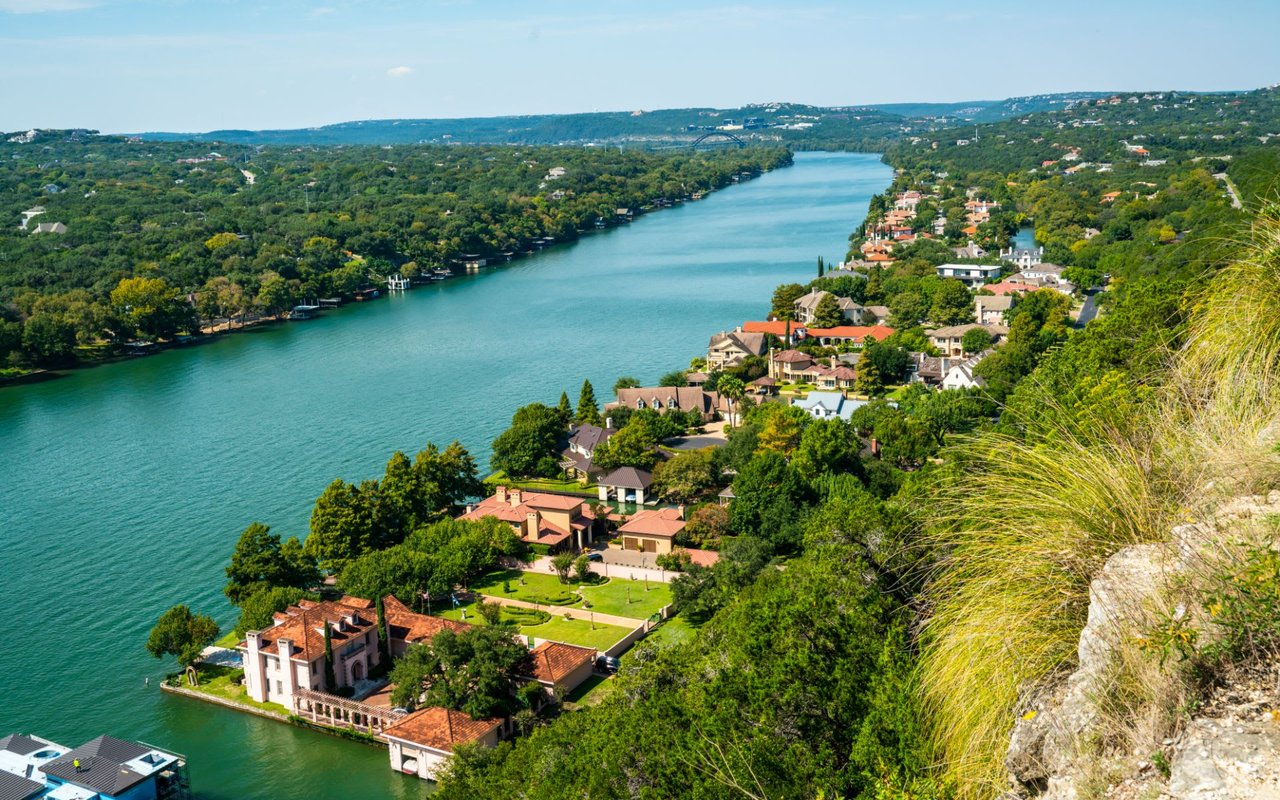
[2,0,1278,133]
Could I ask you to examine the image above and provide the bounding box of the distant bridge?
[690,131,746,149]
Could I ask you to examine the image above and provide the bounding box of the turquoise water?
[0,151,890,798]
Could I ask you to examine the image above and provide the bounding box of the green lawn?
[524,615,631,651]
[564,674,614,707]
[484,471,596,496]
[470,569,672,620]
[643,615,701,648]
[214,630,242,649]
[432,597,632,651]
[182,665,287,715]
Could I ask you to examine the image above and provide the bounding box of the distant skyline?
[2,0,1277,133]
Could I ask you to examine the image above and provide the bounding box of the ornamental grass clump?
[918,405,1186,796]
[918,207,1280,797]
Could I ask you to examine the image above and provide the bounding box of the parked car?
[586,552,604,562]
[596,655,620,674]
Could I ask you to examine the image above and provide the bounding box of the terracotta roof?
[680,548,721,567]
[382,595,469,646]
[985,281,1040,296]
[772,348,811,363]
[743,321,895,341]
[618,507,686,539]
[251,598,377,661]
[527,641,596,685]
[382,707,501,754]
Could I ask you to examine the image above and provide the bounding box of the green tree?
[390,627,533,718]
[613,376,640,394]
[21,313,77,365]
[146,605,219,668]
[305,479,376,573]
[716,375,746,428]
[323,620,337,691]
[592,415,660,471]
[550,552,575,583]
[376,595,391,665]
[855,359,883,397]
[682,503,730,549]
[770,283,806,320]
[235,586,308,636]
[817,255,825,278]
[888,291,927,328]
[573,554,593,583]
[224,522,319,604]
[729,450,812,552]
[812,292,846,328]
[110,276,193,340]
[928,279,974,325]
[576,379,601,426]
[961,326,993,354]
[658,370,688,387]
[791,419,864,487]
[555,392,573,426]
[490,403,565,478]
[651,448,718,503]
[755,404,808,457]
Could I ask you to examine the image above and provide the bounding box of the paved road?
[1214,172,1243,209]
[1076,290,1102,328]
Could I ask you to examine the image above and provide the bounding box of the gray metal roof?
[0,735,43,756]
[0,771,43,800]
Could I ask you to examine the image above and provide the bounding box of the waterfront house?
[705,329,767,370]
[792,391,865,422]
[743,321,894,348]
[597,466,654,505]
[926,323,1008,357]
[935,263,1002,288]
[460,486,599,551]
[767,350,857,390]
[792,289,869,325]
[0,733,189,800]
[384,707,502,781]
[607,387,725,421]
[975,294,1016,325]
[241,597,382,709]
[559,422,617,483]
[617,507,686,554]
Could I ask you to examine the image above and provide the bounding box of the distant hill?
[133,90,1252,149]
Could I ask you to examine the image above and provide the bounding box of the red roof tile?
[382,707,501,753]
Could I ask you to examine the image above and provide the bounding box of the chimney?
[277,637,293,659]
[605,416,612,429]
[495,485,507,503]
[677,504,686,520]
[525,510,539,537]
[510,488,523,505]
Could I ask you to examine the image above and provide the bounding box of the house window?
[311,661,317,675]
[277,681,283,694]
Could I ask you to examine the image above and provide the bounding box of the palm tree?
[717,375,746,428]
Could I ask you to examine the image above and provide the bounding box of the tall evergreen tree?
[576,379,601,425]
[323,621,337,691]
[376,596,391,666]
[818,255,825,277]
[555,392,573,426]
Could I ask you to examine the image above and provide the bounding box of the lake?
[0,151,891,798]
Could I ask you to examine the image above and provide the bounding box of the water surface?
[0,151,891,798]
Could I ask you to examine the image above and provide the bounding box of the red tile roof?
[745,320,895,341]
[985,281,1040,296]
[618,507,686,539]
[382,595,469,646]
[253,599,377,661]
[527,641,596,685]
[382,707,501,753]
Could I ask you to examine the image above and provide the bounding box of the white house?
[941,352,991,390]
[975,295,1015,325]
[384,707,503,781]
[998,246,1044,268]
[936,263,1002,288]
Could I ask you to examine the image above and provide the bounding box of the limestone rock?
[1167,716,1280,799]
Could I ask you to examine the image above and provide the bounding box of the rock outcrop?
[1004,492,1280,800]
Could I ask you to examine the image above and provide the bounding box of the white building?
[936,263,1003,288]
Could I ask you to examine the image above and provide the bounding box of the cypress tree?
[323,620,337,691]
[576,379,601,425]
[375,596,390,666]
[817,255,825,277]
[556,391,573,426]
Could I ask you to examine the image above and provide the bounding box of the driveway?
[1075,290,1102,328]
[665,420,728,451]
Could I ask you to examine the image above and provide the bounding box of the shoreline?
[1,162,786,390]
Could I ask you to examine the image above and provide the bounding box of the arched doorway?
[352,660,365,682]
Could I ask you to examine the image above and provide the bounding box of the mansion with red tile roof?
[459,485,601,551]
[742,320,895,346]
